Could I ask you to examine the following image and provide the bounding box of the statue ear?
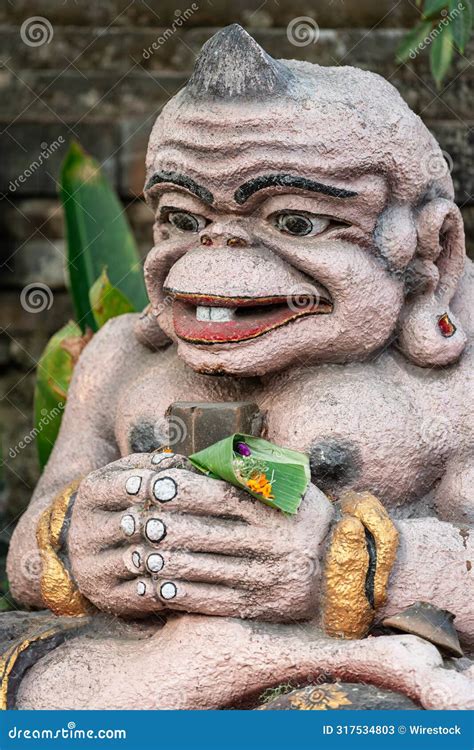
[397,199,467,366]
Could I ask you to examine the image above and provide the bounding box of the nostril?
[227,237,247,247]
[200,234,213,246]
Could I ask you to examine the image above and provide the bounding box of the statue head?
[141,24,466,376]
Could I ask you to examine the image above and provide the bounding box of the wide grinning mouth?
[164,289,333,344]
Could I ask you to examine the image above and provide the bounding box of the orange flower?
[246,472,274,499]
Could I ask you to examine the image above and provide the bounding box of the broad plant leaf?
[60,142,148,332]
[430,24,454,85]
[34,320,83,468]
[450,0,472,51]
[89,268,135,329]
[422,0,448,19]
[397,21,433,61]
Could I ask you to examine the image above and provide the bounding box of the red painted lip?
[168,290,333,344]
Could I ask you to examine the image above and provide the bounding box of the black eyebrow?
[144,171,214,205]
[234,173,358,204]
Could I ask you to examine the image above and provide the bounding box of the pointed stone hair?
[186,24,294,100]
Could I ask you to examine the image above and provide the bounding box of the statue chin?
[4,24,473,712]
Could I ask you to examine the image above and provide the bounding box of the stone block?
[0,199,64,241]
[125,199,154,257]
[0,290,73,335]
[119,119,154,197]
[166,401,263,455]
[0,122,120,195]
[0,70,186,125]
[0,1,419,29]
[428,121,474,205]
[1,239,66,291]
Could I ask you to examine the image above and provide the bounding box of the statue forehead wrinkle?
[147,26,454,207]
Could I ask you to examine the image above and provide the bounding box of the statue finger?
[153,577,247,617]
[148,467,263,523]
[139,547,275,588]
[139,510,284,557]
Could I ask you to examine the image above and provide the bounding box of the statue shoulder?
[71,313,162,395]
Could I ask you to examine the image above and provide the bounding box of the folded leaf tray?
[189,433,310,514]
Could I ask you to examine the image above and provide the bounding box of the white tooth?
[209,307,236,322]
[196,306,211,321]
[196,306,237,322]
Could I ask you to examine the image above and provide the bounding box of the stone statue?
[3,25,473,710]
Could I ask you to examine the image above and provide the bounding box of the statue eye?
[274,212,331,237]
[167,211,207,232]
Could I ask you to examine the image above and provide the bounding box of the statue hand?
[69,453,333,620]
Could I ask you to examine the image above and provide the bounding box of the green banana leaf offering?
[189,434,310,514]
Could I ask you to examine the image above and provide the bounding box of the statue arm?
[6,315,140,609]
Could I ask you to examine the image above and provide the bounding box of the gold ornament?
[36,479,90,617]
[323,491,399,639]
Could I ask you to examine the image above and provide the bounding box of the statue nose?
[200,223,250,248]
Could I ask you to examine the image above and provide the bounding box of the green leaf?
[34,320,82,468]
[60,141,148,333]
[422,0,449,19]
[397,21,433,62]
[189,434,310,515]
[450,0,472,51]
[430,24,454,85]
[89,268,135,329]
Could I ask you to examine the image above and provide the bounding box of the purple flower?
[236,442,251,457]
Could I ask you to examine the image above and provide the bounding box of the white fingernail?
[152,452,174,465]
[153,476,177,503]
[137,581,146,596]
[120,514,135,537]
[132,551,141,569]
[125,475,142,495]
[160,582,177,600]
[146,553,164,573]
[145,518,166,543]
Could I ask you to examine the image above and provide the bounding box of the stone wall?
[0,0,473,551]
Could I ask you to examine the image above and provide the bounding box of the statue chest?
[114,355,445,510]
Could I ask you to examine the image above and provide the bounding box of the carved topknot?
[186,24,294,100]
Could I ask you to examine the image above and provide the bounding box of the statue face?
[142,26,464,374]
[143,157,404,376]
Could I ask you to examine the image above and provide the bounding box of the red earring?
[438,313,456,337]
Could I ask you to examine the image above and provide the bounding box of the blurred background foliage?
[397,0,472,85]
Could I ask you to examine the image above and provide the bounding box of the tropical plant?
[397,0,472,87]
[34,142,148,468]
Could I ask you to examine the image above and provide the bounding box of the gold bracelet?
[36,480,91,617]
[323,491,399,639]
